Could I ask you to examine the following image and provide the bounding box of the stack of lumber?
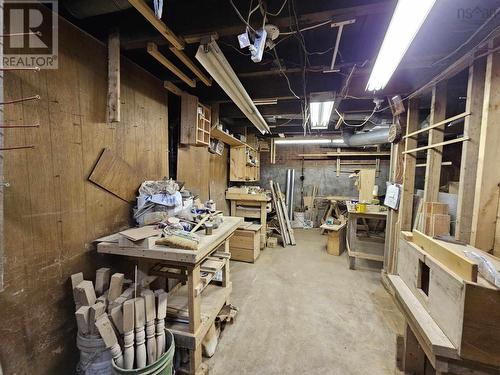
[71,269,169,370]
[269,180,296,246]
[414,201,450,237]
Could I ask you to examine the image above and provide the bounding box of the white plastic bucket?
[76,334,113,375]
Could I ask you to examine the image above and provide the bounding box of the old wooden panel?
[0,16,168,373]
[461,282,500,366]
[209,147,229,215]
[89,148,143,203]
[177,145,210,201]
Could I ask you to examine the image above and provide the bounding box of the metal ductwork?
[343,128,391,147]
[63,0,132,19]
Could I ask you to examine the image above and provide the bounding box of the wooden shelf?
[166,283,231,349]
[211,127,245,147]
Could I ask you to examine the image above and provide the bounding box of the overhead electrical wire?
[230,0,257,33]
[266,0,288,17]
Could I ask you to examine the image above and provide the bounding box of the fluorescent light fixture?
[332,139,345,144]
[274,138,332,145]
[366,0,437,91]
[310,101,335,129]
[253,98,278,106]
[278,133,285,138]
[196,41,270,134]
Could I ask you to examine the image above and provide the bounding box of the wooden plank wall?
[0,17,168,373]
[177,145,230,215]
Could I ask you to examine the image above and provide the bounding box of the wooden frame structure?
[383,34,500,375]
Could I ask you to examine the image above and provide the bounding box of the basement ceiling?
[58,0,500,135]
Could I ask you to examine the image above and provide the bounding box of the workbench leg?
[230,201,236,216]
[189,343,203,375]
[260,201,267,248]
[222,240,230,288]
[188,265,201,334]
[403,324,425,375]
[348,255,355,270]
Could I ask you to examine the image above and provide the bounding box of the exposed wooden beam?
[147,42,196,88]
[128,0,185,50]
[182,1,395,41]
[456,57,486,244]
[164,80,184,96]
[471,39,500,253]
[423,82,447,203]
[168,46,211,86]
[107,30,120,123]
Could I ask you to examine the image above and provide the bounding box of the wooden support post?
[471,40,500,252]
[336,148,341,177]
[188,264,201,333]
[423,82,447,202]
[456,57,487,243]
[402,323,425,374]
[400,98,420,231]
[107,30,120,123]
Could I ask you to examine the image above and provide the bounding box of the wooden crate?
[397,234,500,367]
[229,223,261,263]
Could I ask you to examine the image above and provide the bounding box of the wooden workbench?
[97,216,242,375]
[225,191,269,247]
[346,210,387,269]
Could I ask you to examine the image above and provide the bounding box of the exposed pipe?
[285,169,295,220]
[343,128,390,147]
[63,0,132,19]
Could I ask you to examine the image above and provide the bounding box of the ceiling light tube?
[310,101,334,129]
[274,138,333,145]
[196,41,270,134]
[366,0,437,92]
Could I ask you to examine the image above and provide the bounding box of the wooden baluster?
[122,299,135,369]
[95,315,123,368]
[155,291,168,359]
[134,297,147,368]
[141,290,157,365]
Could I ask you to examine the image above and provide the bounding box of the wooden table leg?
[230,201,236,216]
[187,265,201,334]
[189,343,203,375]
[222,239,230,288]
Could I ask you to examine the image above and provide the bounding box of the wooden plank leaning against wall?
[0,16,168,373]
[470,38,500,255]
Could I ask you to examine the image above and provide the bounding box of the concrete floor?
[206,229,404,375]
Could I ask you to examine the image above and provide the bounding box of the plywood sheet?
[358,169,376,202]
[89,148,143,202]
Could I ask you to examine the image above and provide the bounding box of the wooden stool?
[320,223,346,256]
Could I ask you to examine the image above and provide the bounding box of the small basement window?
[418,260,430,296]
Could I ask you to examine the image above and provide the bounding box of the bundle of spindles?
[71,269,169,370]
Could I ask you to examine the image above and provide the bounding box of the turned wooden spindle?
[134,297,147,369]
[122,299,135,370]
[155,291,168,360]
[95,315,124,368]
[141,290,157,365]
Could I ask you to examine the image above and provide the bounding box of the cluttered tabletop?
[94,179,243,264]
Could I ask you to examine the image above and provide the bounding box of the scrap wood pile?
[71,269,169,371]
[269,180,296,246]
[96,178,225,252]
